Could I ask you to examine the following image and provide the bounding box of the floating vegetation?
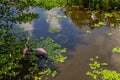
[112,47,120,53]
[35,68,57,79]
[87,56,120,80]
[104,13,113,18]
[52,71,57,77]
[34,37,67,63]
[93,21,106,28]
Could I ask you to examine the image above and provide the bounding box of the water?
[20,7,120,80]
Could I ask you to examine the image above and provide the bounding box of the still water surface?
[20,7,120,80]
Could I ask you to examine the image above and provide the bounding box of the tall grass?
[35,0,67,9]
[31,0,120,10]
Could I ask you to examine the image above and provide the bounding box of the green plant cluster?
[93,22,106,28]
[87,56,120,80]
[0,0,67,80]
[66,0,120,10]
[33,37,67,63]
[35,68,57,79]
[34,0,66,9]
[104,13,113,18]
[112,47,120,53]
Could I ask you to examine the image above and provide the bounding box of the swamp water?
[19,7,120,80]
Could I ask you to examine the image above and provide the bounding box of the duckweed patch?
[87,56,120,80]
[112,47,120,53]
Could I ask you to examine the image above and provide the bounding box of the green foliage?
[0,0,67,80]
[34,0,66,9]
[37,68,57,80]
[39,68,51,75]
[16,13,39,23]
[101,0,110,10]
[93,21,106,28]
[104,13,113,18]
[66,0,120,10]
[34,76,42,80]
[87,56,120,80]
[33,37,67,63]
[0,27,26,79]
[0,22,66,80]
[52,71,57,77]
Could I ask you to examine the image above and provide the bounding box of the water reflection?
[18,7,120,80]
[50,9,120,80]
[45,8,65,30]
[19,22,34,35]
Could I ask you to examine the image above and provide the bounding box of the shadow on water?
[20,7,120,80]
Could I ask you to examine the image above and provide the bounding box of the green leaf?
[52,71,57,77]
[112,47,120,53]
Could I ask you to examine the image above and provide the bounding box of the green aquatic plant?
[93,21,106,28]
[39,68,51,75]
[87,56,120,80]
[34,69,57,80]
[104,13,113,18]
[52,71,57,77]
[0,28,67,80]
[101,0,110,10]
[34,76,42,80]
[0,0,67,80]
[34,37,67,63]
[112,47,120,53]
